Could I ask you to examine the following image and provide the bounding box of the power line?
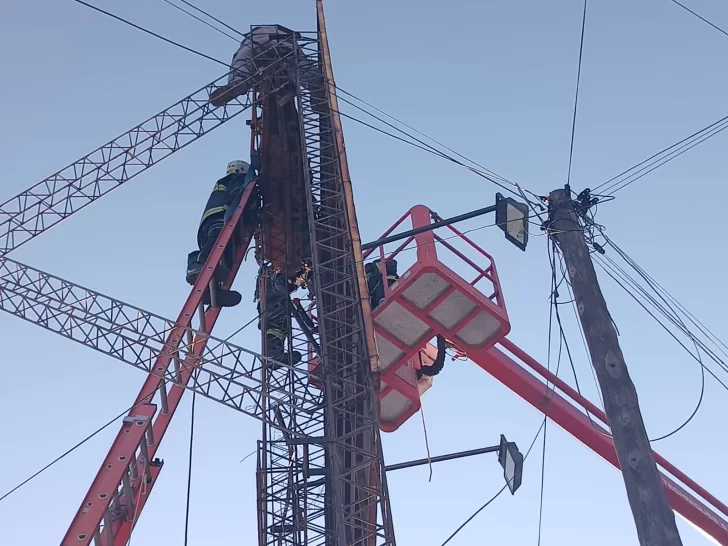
[73,0,230,69]
[566,204,728,390]
[438,419,547,546]
[335,94,543,206]
[594,115,728,195]
[439,240,564,546]
[588,0,728,196]
[174,0,246,39]
[593,253,707,442]
[334,88,517,188]
[73,0,544,211]
[0,390,157,502]
[566,0,588,185]
[537,241,565,546]
[0,333,276,503]
[557,203,725,438]
[602,237,728,380]
[161,0,240,42]
[669,0,728,39]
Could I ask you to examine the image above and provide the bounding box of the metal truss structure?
[0,70,259,256]
[254,13,394,546]
[1,1,727,545]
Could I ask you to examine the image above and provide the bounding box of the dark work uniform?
[186,172,251,286]
[256,267,303,367]
[365,258,399,311]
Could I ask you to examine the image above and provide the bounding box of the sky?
[1,0,728,544]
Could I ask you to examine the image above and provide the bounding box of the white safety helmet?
[227,160,250,175]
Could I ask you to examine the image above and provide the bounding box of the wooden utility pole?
[548,187,683,546]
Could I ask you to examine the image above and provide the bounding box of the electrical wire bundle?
[548,189,728,443]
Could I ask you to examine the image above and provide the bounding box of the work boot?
[186,251,202,286]
[186,252,230,285]
[267,348,302,370]
[202,288,242,308]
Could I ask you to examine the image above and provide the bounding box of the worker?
[186,160,254,307]
[255,264,312,367]
[210,25,296,107]
[365,258,399,311]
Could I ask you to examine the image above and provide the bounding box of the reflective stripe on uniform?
[266,328,287,341]
[200,205,228,223]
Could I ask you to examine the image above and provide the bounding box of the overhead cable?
[335,87,515,185]
[335,94,541,206]
[669,0,728,39]
[566,0,589,186]
[438,419,547,546]
[0,334,270,502]
[161,0,241,42]
[74,0,542,208]
[593,253,707,441]
[73,0,230,69]
[0,393,153,502]
[173,0,246,39]
[594,115,728,195]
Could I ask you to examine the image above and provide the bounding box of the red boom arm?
[469,337,728,544]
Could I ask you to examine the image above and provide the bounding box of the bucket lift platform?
[367,204,511,431]
[307,204,510,431]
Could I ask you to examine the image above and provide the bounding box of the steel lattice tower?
[253,11,395,546]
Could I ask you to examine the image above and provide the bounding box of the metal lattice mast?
[250,26,332,546]
[253,9,396,546]
[296,6,394,545]
[251,63,330,545]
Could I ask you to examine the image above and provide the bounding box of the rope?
[418,401,434,482]
[183,392,197,546]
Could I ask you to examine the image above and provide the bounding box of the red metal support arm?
[468,339,728,544]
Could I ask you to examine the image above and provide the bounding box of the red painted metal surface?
[472,340,728,544]
[378,342,438,433]
[62,182,257,545]
[363,204,510,431]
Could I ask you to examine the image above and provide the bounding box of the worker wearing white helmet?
[185,160,253,307]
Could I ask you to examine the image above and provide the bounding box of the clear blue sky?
[1,0,727,544]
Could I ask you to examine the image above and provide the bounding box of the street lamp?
[495,192,529,251]
[361,194,531,252]
[498,434,524,494]
[385,434,525,494]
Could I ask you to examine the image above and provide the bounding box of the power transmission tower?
[547,187,683,546]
